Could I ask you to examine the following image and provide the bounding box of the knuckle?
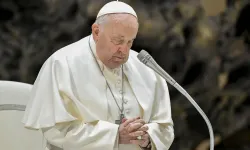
[143,134,149,139]
[139,119,144,123]
[135,131,140,136]
[138,131,143,136]
[136,124,143,129]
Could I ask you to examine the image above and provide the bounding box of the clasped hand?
[118,117,150,147]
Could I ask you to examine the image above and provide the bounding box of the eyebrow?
[111,35,136,41]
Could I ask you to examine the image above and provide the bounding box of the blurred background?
[0,0,249,150]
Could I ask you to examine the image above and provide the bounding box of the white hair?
[95,15,110,26]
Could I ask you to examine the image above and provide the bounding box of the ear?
[91,23,100,42]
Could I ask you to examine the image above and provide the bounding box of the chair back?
[0,80,45,150]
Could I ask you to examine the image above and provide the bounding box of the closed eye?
[112,40,124,45]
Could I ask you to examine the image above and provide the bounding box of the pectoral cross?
[115,113,125,124]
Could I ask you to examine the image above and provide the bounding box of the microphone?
[137,50,214,150]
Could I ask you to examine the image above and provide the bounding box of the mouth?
[113,56,125,61]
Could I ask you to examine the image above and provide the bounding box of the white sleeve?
[147,74,175,150]
[42,120,119,150]
[147,123,174,150]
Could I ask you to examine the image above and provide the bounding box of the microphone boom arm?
[138,50,214,150]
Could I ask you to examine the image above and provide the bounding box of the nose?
[118,43,129,54]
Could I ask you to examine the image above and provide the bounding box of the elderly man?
[22,1,174,150]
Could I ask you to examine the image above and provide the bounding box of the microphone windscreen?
[137,50,151,64]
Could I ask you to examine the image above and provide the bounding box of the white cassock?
[22,34,175,150]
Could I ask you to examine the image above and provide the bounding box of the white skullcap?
[97,1,137,19]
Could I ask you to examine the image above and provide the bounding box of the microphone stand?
[138,50,214,150]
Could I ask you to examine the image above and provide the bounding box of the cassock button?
[115,83,121,88]
[117,80,121,84]
[124,100,128,104]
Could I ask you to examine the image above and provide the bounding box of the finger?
[139,134,150,147]
[127,123,144,132]
[140,140,150,148]
[130,139,145,145]
[131,137,150,147]
[126,118,144,128]
[141,133,149,140]
[132,119,146,125]
[125,117,142,125]
[129,131,145,137]
[123,118,137,127]
[137,125,149,132]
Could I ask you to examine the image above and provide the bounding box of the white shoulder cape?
[22,35,173,129]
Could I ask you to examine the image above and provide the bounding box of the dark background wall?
[0,0,249,150]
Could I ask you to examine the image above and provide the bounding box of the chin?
[107,59,127,69]
[109,62,124,69]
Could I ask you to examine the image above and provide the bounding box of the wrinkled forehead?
[108,25,138,41]
[100,14,138,40]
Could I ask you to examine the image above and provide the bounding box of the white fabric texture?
[91,39,143,150]
[22,34,174,150]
